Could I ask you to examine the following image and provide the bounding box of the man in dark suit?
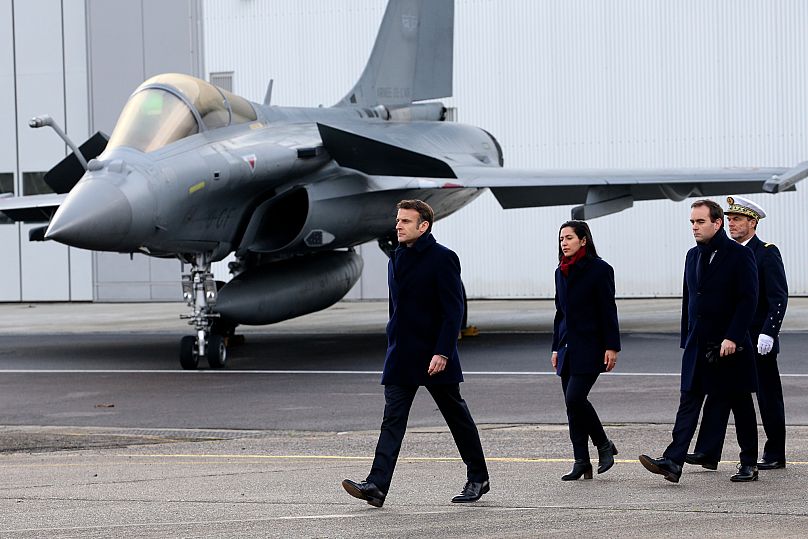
[640,199,760,483]
[687,196,789,471]
[342,199,489,507]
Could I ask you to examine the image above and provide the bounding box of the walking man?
[687,196,788,471]
[342,199,489,507]
[639,199,760,482]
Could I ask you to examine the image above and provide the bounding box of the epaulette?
[764,243,775,248]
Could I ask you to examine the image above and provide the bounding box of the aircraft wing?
[317,120,804,219]
[450,165,792,219]
[0,193,66,222]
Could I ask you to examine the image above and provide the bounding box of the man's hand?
[428,354,447,376]
[604,349,618,372]
[551,351,558,369]
[757,334,774,355]
[720,339,737,357]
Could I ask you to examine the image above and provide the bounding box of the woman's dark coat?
[552,256,621,375]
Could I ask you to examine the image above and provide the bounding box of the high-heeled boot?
[561,459,593,481]
[597,439,618,474]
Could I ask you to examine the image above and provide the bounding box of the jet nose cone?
[46,179,133,250]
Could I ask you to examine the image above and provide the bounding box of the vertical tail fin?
[337,0,454,107]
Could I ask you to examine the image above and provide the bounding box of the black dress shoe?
[561,459,593,481]
[639,454,682,483]
[684,451,719,470]
[341,479,386,507]
[451,480,490,503]
[730,464,759,482]
[757,459,786,470]
[597,440,618,474]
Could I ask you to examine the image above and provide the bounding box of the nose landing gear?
[179,253,227,369]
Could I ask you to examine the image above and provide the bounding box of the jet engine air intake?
[238,183,373,255]
[238,188,309,254]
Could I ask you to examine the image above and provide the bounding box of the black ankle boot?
[597,439,618,474]
[561,459,593,481]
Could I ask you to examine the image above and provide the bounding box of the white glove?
[757,334,774,355]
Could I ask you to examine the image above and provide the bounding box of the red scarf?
[559,245,587,276]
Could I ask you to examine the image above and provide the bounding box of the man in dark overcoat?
[640,199,760,483]
[342,199,489,507]
[687,196,789,471]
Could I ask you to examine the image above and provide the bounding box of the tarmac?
[1,297,807,335]
[1,298,807,537]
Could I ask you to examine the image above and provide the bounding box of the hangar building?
[1,0,806,303]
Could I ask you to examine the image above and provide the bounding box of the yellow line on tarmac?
[113,454,657,464]
[117,454,808,465]
[3,454,806,468]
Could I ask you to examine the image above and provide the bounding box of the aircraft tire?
[207,334,227,369]
[179,335,199,370]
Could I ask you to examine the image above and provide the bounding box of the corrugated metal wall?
[203,0,808,297]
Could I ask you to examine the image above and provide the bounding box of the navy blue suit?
[552,256,621,461]
[663,228,760,467]
[367,233,488,493]
[694,234,789,462]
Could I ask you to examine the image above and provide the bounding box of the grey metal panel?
[0,223,20,301]
[63,0,89,145]
[14,0,66,176]
[0,0,16,176]
[13,1,71,301]
[142,0,198,77]
[20,223,70,301]
[86,0,145,134]
[69,247,93,300]
[93,252,182,301]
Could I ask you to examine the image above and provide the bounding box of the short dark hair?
[397,199,434,233]
[691,199,723,223]
[557,220,599,261]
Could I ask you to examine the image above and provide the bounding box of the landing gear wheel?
[211,319,243,347]
[180,335,199,370]
[207,334,227,369]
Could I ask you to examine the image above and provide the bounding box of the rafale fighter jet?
[1,0,805,369]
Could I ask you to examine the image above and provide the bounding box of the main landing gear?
[179,253,227,370]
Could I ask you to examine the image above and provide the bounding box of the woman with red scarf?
[552,220,621,480]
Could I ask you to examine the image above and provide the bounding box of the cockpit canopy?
[107,73,258,153]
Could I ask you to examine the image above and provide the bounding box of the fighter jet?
[1,0,805,369]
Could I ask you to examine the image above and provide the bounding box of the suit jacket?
[382,233,464,386]
[552,256,621,376]
[680,228,758,393]
[746,234,788,355]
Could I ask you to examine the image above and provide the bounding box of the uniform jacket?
[552,256,621,376]
[746,234,788,355]
[382,233,464,386]
[680,228,758,393]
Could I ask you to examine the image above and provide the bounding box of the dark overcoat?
[747,234,788,355]
[680,228,758,393]
[382,233,464,386]
[552,256,621,376]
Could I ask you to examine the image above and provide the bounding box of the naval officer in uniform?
[687,196,789,471]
